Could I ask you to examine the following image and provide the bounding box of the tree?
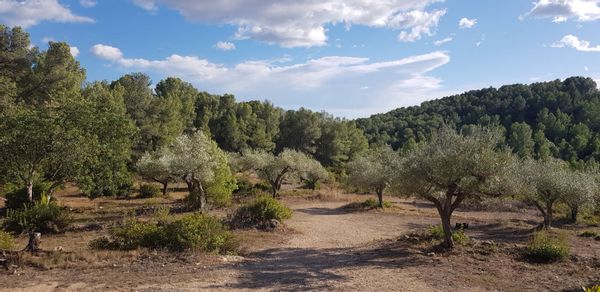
[399,127,513,248]
[315,116,368,170]
[277,108,321,154]
[76,82,136,198]
[508,122,534,158]
[562,171,596,222]
[347,146,402,208]
[518,158,569,228]
[153,132,230,211]
[136,152,173,196]
[240,149,325,197]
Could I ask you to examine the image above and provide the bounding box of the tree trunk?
[24,232,41,253]
[544,202,553,228]
[184,176,206,212]
[27,180,33,203]
[570,206,578,222]
[270,181,278,198]
[439,209,454,248]
[161,181,168,197]
[376,189,384,208]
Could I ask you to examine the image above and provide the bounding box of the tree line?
[0,25,367,202]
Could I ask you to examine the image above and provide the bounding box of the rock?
[427,252,436,257]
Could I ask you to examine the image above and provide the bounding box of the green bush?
[139,183,161,198]
[583,285,600,292]
[3,194,72,234]
[428,225,470,244]
[162,214,237,252]
[525,230,570,263]
[579,230,598,238]
[0,230,15,250]
[230,196,292,229]
[4,183,52,210]
[90,214,237,253]
[362,198,393,209]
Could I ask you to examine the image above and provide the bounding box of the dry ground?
[0,186,599,291]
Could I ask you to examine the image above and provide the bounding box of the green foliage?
[204,149,237,207]
[3,182,52,210]
[231,196,293,229]
[138,183,161,198]
[357,77,600,164]
[428,225,470,244]
[90,214,236,253]
[361,198,393,209]
[0,230,15,250]
[525,230,570,263]
[582,285,600,292]
[3,194,72,234]
[347,146,403,202]
[579,230,598,238]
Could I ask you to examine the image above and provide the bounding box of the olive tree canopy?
[399,127,514,248]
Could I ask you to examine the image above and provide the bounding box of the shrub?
[253,182,272,192]
[90,214,237,253]
[361,198,393,209]
[3,183,52,210]
[583,285,600,292]
[579,230,598,238]
[162,214,237,252]
[525,230,570,263]
[138,183,161,198]
[428,225,470,245]
[3,194,72,234]
[0,230,15,250]
[230,196,293,229]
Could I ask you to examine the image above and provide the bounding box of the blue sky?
[1,0,599,118]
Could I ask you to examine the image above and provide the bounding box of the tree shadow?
[217,241,426,291]
[295,207,353,216]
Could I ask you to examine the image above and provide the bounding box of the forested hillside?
[357,77,600,165]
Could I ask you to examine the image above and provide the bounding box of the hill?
[356,77,600,165]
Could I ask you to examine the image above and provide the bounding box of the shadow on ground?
[218,240,426,291]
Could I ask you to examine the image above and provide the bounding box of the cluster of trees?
[357,77,600,166]
[0,25,363,207]
[349,126,600,248]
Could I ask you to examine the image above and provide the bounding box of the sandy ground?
[1,198,599,291]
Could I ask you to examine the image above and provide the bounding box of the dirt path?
[163,200,445,291]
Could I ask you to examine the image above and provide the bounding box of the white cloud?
[132,0,446,47]
[70,46,80,57]
[525,0,600,22]
[90,44,124,60]
[0,0,94,28]
[91,44,450,117]
[42,36,56,43]
[584,66,589,71]
[433,37,452,46]
[552,35,600,52]
[80,0,97,8]
[214,41,236,51]
[458,17,477,28]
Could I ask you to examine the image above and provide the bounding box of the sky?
[1,0,600,118]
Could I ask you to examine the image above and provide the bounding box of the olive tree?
[136,152,174,196]
[347,146,403,208]
[240,149,326,197]
[562,171,596,222]
[518,159,569,228]
[399,127,513,248]
[300,158,331,190]
[152,132,229,211]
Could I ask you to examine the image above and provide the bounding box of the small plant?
[3,193,72,234]
[90,214,237,253]
[428,225,470,245]
[525,230,570,263]
[230,196,293,229]
[0,230,15,250]
[582,285,600,292]
[579,230,598,238]
[361,198,393,209]
[139,183,161,198]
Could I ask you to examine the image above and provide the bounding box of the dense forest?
[357,77,600,166]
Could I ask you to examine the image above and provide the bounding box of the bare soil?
[1,189,599,291]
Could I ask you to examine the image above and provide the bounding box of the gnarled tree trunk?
[376,187,384,208]
[24,232,41,253]
[184,174,206,212]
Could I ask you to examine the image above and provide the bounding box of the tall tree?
[277,108,321,154]
[508,122,534,158]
